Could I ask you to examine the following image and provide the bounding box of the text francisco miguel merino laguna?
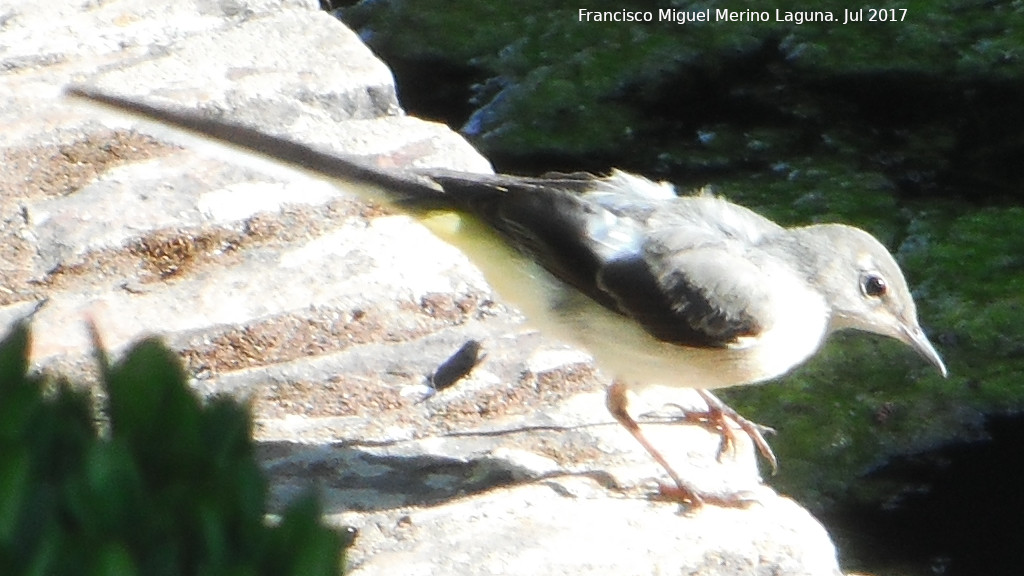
[579,8,905,25]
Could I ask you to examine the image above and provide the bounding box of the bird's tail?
[64,85,451,212]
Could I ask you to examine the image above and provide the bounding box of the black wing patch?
[598,254,762,347]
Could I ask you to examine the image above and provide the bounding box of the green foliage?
[0,323,351,576]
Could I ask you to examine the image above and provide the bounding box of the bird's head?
[797,224,947,377]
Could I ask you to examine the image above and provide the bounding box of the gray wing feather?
[639,234,778,345]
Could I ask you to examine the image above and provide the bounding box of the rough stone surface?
[0,1,844,574]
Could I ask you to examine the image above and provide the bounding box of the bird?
[66,86,948,508]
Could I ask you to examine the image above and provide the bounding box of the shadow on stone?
[258,440,614,514]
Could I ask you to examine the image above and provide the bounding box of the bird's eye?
[861,274,887,298]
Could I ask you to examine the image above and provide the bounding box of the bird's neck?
[766,226,850,328]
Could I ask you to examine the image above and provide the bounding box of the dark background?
[328,2,1024,574]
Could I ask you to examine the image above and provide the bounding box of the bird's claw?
[694,389,779,475]
[654,482,761,513]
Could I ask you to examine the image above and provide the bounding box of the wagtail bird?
[67,86,948,507]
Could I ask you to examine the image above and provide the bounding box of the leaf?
[0,322,30,392]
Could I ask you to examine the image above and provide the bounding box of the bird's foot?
[606,381,765,512]
[693,389,778,474]
[653,482,760,513]
[651,391,778,472]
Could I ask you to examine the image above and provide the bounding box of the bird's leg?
[694,389,778,474]
[606,381,705,508]
[607,382,767,509]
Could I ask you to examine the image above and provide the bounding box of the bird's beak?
[898,323,948,377]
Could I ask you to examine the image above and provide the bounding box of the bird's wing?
[624,235,779,347]
[428,170,785,348]
[599,186,787,347]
